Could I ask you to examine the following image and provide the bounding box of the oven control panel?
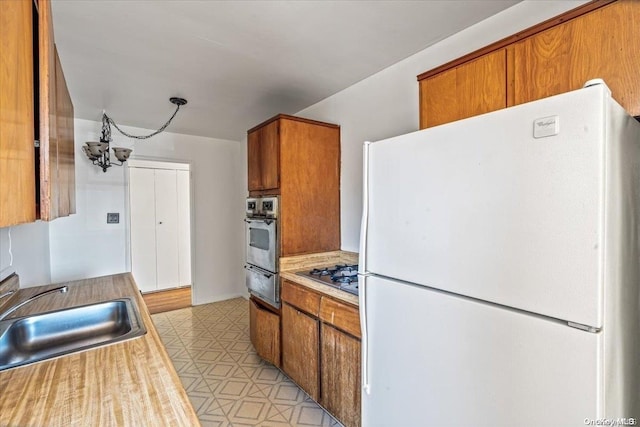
[246,198,259,216]
[261,197,278,218]
[246,196,278,219]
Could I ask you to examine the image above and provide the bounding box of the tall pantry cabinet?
[247,114,341,368]
[128,162,191,293]
[247,114,341,256]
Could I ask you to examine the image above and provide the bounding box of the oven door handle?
[244,265,274,279]
[244,218,275,225]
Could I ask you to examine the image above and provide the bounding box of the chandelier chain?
[103,104,182,140]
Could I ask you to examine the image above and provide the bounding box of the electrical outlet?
[107,213,120,224]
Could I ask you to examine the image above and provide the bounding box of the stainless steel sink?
[0,298,146,371]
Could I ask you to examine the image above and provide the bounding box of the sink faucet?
[0,286,68,322]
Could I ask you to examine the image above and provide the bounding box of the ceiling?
[51,1,520,141]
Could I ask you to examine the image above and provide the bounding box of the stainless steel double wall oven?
[245,196,280,308]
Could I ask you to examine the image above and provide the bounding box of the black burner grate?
[301,264,359,295]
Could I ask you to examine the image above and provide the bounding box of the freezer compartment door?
[362,276,601,427]
[365,85,611,327]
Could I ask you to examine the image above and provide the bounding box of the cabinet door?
[259,120,279,191]
[282,302,319,400]
[54,46,75,217]
[176,170,191,286]
[129,168,157,292]
[247,129,262,191]
[321,324,361,427]
[513,1,640,116]
[249,298,281,367]
[279,119,340,255]
[154,169,180,290]
[0,0,36,226]
[247,120,279,192]
[419,49,507,129]
[39,0,59,221]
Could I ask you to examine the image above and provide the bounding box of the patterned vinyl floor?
[152,297,342,427]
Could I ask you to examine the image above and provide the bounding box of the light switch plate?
[107,213,120,224]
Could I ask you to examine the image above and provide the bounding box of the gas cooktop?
[296,264,359,296]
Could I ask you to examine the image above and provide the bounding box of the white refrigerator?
[358,82,640,426]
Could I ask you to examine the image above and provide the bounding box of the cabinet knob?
[158,221,163,224]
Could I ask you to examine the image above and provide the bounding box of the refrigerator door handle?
[359,141,371,273]
[359,141,372,395]
[360,273,371,395]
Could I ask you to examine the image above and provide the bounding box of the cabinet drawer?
[281,280,321,316]
[320,297,361,339]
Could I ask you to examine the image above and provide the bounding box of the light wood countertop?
[0,273,200,427]
[280,271,359,306]
[280,251,360,306]
[280,250,358,272]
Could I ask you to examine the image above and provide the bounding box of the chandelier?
[82,97,187,172]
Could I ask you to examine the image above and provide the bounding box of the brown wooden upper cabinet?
[0,0,75,227]
[513,0,640,114]
[247,114,340,256]
[418,0,640,129]
[419,49,507,129]
[0,0,36,226]
[53,46,76,218]
[247,119,279,192]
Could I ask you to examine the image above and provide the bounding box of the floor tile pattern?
[152,298,342,427]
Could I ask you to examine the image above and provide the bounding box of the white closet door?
[176,170,191,286]
[154,169,180,290]
[129,168,157,292]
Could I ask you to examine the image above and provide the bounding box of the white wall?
[0,222,51,287]
[48,118,246,304]
[48,119,128,283]
[295,1,588,252]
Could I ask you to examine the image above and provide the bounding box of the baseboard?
[193,292,245,305]
[142,286,192,314]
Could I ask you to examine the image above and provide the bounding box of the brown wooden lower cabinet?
[320,324,361,427]
[249,297,281,368]
[278,280,361,426]
[281,302,320,401]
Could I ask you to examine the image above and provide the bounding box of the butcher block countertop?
[280,250,359,306]
[0,273,200,427]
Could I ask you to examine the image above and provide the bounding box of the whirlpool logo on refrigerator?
[533,115,560,138]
